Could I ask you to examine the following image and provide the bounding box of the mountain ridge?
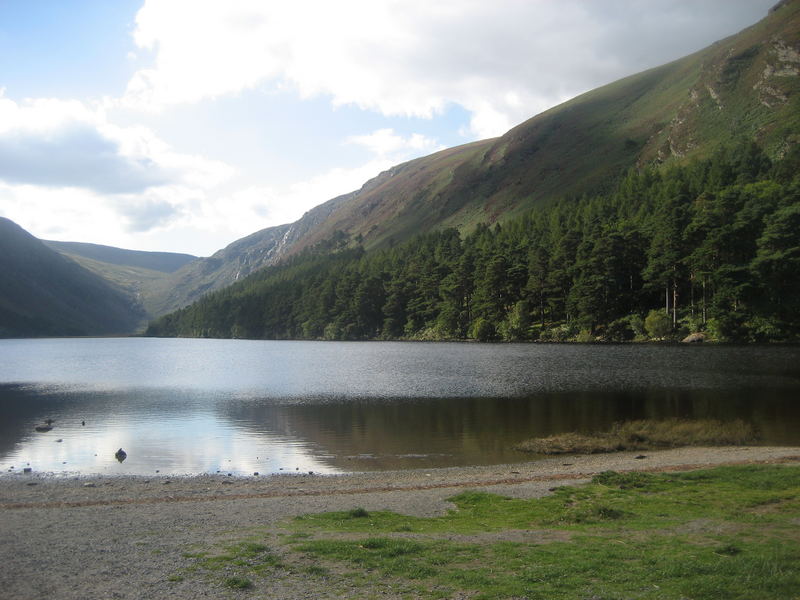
[44,240,196,273]
[142,0,799,317]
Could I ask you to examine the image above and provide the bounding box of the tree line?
[147,142,800,342]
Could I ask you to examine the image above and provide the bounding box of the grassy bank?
[177,464,800,599]
[515,418,758,455]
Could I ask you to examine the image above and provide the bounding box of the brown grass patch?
[515,419,758,455]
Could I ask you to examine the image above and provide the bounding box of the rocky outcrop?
[682,332,707,343]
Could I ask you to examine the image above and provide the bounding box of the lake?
[1,338,799,476]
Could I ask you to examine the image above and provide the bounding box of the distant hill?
[142,191,352,316]
[44,240,195,273]
[44,240,198,319]
[0,218,145,337]
[143,0,800,317]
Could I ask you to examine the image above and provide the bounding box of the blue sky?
[0,0,776,256]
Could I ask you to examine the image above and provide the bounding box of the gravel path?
[2,446,798,600]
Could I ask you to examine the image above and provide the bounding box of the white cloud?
[346,128,442,158]
[214,158,398,233]
[0,96,167,193]
[0,93,238,250]
[0,94,233,196]
[124,0,773,138]
[0,93,412,254]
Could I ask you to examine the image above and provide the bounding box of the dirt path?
[2,446,798,599]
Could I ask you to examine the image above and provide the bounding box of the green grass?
[178,539,283,591]
[515,418,759,455]
[286,465,800,599]
[223,575,253,589]
[174,465,800,598]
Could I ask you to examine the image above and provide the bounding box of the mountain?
[147,2,800,343]
[276,0,799,253]
[143,190,354,315]
[147,140,800,342]
[44,240,195,273]
[145,0,800,316]
[0,218,145,337]
[44,240,197,319]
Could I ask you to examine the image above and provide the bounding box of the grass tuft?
[515,418,758,455]
[223,576,253,590]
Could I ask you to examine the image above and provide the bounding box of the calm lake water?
[1,338,798,476]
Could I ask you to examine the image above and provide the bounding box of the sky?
[0,0,777,257]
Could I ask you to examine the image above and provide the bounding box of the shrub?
[469,317,496,341]
[644,309,672,339]
[605,317,636,341]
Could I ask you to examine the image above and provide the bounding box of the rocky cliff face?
[647,4,800,163]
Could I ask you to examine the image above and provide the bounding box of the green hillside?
[0,218,145,337]
[276,0,800,256]
[44,240,198,320]
[147,143,800,343]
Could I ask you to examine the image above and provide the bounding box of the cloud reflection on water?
[2,339,800,476]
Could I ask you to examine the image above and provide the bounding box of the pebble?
[26,482,38,486]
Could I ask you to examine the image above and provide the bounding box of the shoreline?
[3,445,799,600]
[3,445,799,510]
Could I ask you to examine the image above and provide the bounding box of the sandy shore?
[2,446,798,599]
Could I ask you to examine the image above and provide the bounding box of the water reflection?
[0,386,337,476]
[1,339,799,476]
[2,384,799,476]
